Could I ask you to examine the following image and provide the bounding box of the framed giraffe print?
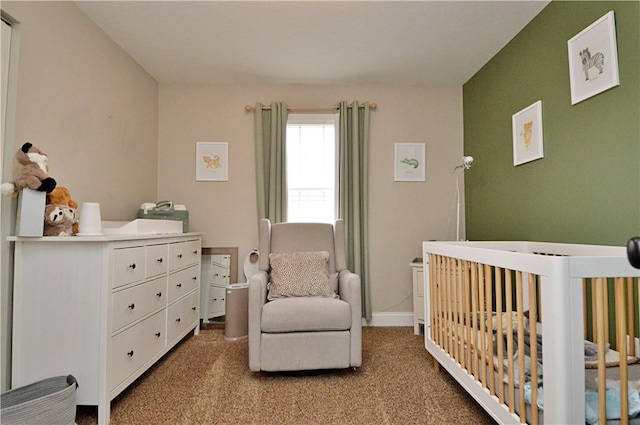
[196,142,228,181]
[568,11,619,105]
[512,101,543,166]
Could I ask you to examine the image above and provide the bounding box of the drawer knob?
[157,258,163,263]
[175,317,181,323]
[128,303,135,310]
[177,254,183,259]
[155,332,161,338]
[127,350,134,357]
[191,306,196,311]
[193,250,198,254]
[129,263,136,270]
[176,283,182,288]
[156,292,162,297]
[191,276,197,281]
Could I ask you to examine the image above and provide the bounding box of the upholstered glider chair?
[248,218,362,372]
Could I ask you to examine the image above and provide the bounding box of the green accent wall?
[463,1,639,246]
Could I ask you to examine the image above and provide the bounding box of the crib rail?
[584,276,640,425]
[423,241,640,425]
[429,254,542,423]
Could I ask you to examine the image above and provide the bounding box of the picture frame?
[196,142,228,181]
[512,101,543,166]
[394,143,425,181]
[568,11,620,105]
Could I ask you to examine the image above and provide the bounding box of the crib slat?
[478,263,487,388]
[464,260,472,374]
[455,258,462,364]
[485,264,495,396]
[505,269,516,415]
[604,279,610,345]
[444,256,451,356]
[471,262,479,378]
[442,257,454,357]
[442,256,447,351]
[495,266,505,405]
[528,273,539,425]
[515,271,526,423]
[628,277,636,357]
[615,277,629,425]
[430,255,438,348]
[592,279,597,343]
[595,277,607,425]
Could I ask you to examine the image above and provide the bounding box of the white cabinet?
[201,253,231,322]
[10,233,201,424]
[411,262,424,335]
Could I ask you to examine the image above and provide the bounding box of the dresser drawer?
[167,291,199,344]
[146,244,168,278]
[169,239,200,271]
[168,242,188,271]
[168,265,199,303]
[185,240,201,266]
[110,309,166,390]
[112,277,167,332]
[113,247,146,289]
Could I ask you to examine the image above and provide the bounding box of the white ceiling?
[75,0,550,86]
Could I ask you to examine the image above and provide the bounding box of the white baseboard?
[362,312,414,327]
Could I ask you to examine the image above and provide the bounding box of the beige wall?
[1,1,158,389]
[158,84,464,313]
[3,1,159,220]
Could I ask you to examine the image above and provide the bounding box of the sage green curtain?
[254,102,288,223]
[338,100,372,321]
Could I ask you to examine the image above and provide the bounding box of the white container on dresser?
[9,233,202,425]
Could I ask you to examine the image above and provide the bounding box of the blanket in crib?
[524,380,640,424]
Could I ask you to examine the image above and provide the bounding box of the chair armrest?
[338,270,361,312]
[248,270,269,371]
[339,270,362,367]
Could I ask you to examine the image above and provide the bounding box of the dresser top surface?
[8,232,202,243]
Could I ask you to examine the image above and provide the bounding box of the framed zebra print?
[568,11,619,105]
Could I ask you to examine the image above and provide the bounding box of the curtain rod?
[244,103,377,112]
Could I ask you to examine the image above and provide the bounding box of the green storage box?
[137,201,189,232]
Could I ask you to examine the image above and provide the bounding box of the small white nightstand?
[411,261,424,335]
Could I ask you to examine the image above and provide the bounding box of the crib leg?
[433,358,441,372]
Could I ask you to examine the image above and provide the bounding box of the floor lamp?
[454,156,474,241]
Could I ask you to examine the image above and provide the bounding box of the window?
[286,113,338,223]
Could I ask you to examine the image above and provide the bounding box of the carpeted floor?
[76,326,496,424]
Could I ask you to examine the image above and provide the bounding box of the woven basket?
[1,375,77,425]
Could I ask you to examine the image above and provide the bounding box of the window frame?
[286,112,339,223]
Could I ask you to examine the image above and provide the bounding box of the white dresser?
[10,233,202,424]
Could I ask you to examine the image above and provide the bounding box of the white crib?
[422,241,640,425]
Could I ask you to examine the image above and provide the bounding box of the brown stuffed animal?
[43,204,73,237]
[1,142,57,196]
[47,187,79,234]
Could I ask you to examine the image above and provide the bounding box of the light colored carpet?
[76,326,496,424]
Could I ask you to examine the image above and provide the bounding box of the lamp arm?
[455,168,463,241]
